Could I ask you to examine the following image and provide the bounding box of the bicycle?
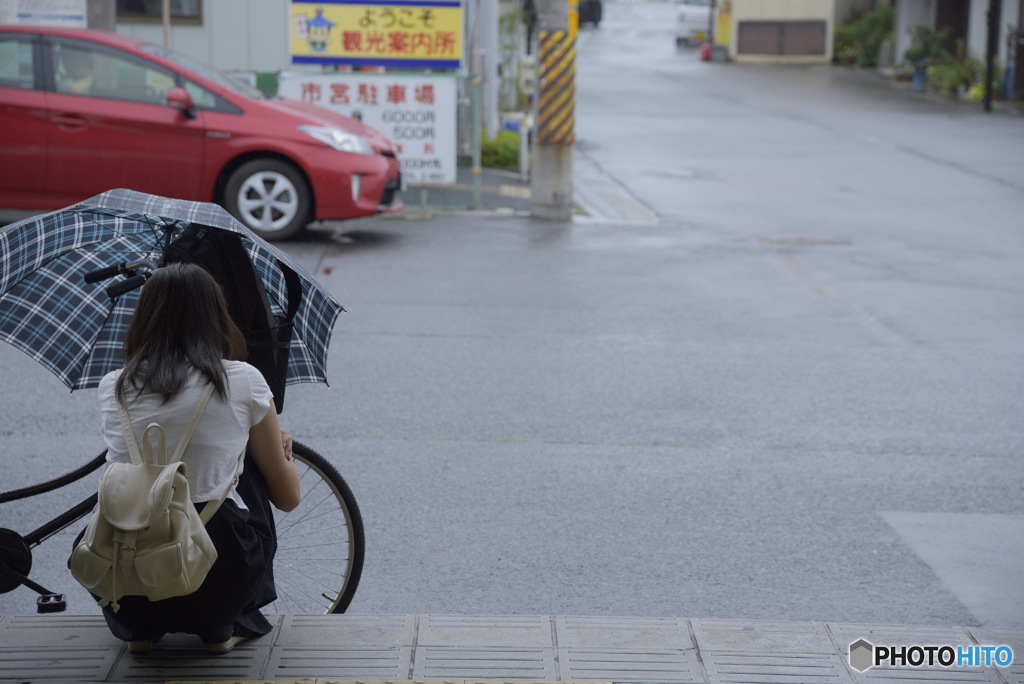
[0,256,366,617]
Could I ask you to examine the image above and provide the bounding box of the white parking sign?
[279,72,456,185]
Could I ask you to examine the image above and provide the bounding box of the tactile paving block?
[417,615,554,648]
[108,638,269,681]
[263,646,413,680]
[849,663,1004,683]
[560,647,703,682]
[167,680,613,684]
[412,646,557,680]
[966,628,1024,684]
[555,616,693,650]
[828,623,976,649]
[166,680,316,684]
[692,619,836,654]
[277,615,417,647]
[702,651,855,684]
[0,644,121,682]
[1,614,121,646]
[829,626,1006,684]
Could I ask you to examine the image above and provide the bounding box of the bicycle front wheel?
[270,441,365,614]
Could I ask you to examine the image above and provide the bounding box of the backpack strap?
[115,371,144,467]
[141,423,168,466]
[168,382,216,465]
[115,373,216,467]
[112,373,237,526]
[170,379,242,526]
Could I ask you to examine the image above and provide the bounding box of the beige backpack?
[70,380,243,612]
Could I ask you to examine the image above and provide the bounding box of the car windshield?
[140,44,265,99]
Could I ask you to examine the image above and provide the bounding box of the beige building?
[727,0,835,63]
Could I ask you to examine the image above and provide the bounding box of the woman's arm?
[248,401,301,511]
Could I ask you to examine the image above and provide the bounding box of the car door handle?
[52,114,87,130]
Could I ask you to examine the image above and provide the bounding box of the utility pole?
[530,0,577,221]
[482,0,500,139]
[472,0,483,209]
[984,0,1002,112]
[162,0,171,48]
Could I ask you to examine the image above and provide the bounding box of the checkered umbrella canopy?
[0,189,343,391]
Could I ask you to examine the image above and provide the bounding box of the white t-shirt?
[98,361,274,511]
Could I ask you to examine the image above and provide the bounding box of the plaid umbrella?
[0,189,343,392]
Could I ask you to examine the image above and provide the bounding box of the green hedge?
[481,130,519,169]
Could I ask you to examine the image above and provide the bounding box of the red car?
[0,26,402,241]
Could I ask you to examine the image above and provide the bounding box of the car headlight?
[299,125,375,154]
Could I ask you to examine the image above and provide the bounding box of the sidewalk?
[387,149,657,222]
[1,614,1022,683]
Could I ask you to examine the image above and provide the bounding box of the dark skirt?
[71,453,278,642]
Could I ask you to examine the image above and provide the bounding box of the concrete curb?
[2,614,1022,683]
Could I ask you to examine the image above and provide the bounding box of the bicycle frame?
[0,451,107,612]
[1,442,365,616]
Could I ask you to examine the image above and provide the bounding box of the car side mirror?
[167,86,195,119]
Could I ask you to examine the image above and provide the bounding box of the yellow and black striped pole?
[536,28,575,145]
[530,0,578,220]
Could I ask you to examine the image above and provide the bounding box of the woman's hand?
[280,428,293,461]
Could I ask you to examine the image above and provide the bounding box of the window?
[50,42,176,104]
[142,44,263,101]
[116,0,202,24]
[0,37,35,89]
[184,79,242,114]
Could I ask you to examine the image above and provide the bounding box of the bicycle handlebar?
[84,259,159,299]
[83,264,124,284]
[106,274,147,298]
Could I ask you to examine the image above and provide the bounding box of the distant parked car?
[0,27,402,241]
[676,0,712,45]
[579,0,603,26]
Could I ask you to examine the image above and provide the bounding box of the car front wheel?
[224,159,310,242]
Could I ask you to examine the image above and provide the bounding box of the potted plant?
[833,6,893,67]
[927,40,982,98]
[903,25,950,90]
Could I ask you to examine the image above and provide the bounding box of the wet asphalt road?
[2,0,1024,626]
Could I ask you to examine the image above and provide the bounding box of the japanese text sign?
[279,72,456,184]
[291,0,462,69]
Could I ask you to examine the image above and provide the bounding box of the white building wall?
[896,0,1017,66]
[729,0,835,63]
[967,0,1020,64]
[894,0,935,64]
[116,0,291,72]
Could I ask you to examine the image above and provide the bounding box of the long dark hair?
[115,262,247,404]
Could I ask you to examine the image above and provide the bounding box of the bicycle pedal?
[37,594,66,613]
